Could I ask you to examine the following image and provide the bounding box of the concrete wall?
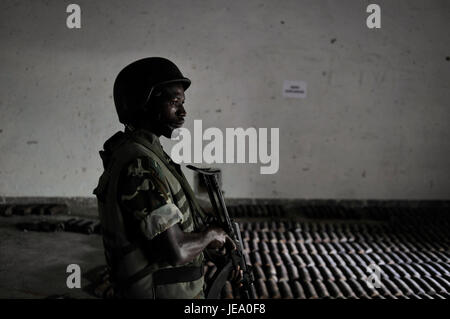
[0,0,449,199]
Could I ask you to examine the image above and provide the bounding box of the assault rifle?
[187,165,256,299]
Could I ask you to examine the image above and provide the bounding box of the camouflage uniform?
[94,127,205,299]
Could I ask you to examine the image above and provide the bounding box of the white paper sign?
[282,80,307,99]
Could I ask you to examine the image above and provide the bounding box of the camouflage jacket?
[94,128,205,299]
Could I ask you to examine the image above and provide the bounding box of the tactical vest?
[93,128,206,299]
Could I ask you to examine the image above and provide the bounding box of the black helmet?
[113,57,191,124]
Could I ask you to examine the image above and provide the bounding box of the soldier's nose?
[177,105,187,117]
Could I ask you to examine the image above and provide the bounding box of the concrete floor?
[0,215,105,299]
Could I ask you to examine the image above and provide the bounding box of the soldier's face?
[153,83,186,138]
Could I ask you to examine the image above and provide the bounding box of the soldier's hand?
[206,227,228,249]
[229,264,243,287]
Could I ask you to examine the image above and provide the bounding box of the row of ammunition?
[16,218,101,235]
[296,205,449,221]
[238,220,449,242]
[219,216,449,299]
[239,230,449,256]
[220,277,450,299]
[0,204,69,216]
[227,205,286,218]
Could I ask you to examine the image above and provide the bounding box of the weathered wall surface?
[0,0,449,199]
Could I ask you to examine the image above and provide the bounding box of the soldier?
[93,57,239,299]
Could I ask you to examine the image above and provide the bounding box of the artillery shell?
[330,253,346,266]
[267,278,281,299]
[324,242,337,254]
[342,254,356,266]
[392,264,412,278]
[298,267,311,282]
[278,281,294,299]
[267,231,277,243]
[249,239,259,252]
[421,276,447,294]
[376,283,395,298]
[277,231,287,243]
[303,280,319,299]
[395,251,413,264]
[243,240,250,253]
[308,266,323,281]
[251,231,260,242]
[336,279,356,298]
[402,277,426,295]
[277,242,289,254]
[414,251,432,263]
[303,232,313,243]
[260,221,269,231]
[292,254,306,268]
[386,251,404,264]
[331,242,345,254]
[276,264,289,281]
[392,277,414,295]
[312,232,322,243]
[381,264,401,278]
[328,231,339,243]
[434,251,450,263]
[413,277,437,295]
[347,279,369,298]
[329,265,346,281]
[258,231,268,242]
[428,261,450,276]
[255,278,269,299]
[281,251,294,265]
[342,242,355,254]
[318,266,335,281]
[258,241,270,253]
[300,253,315,267]
[305,243,317,255]
[270,251,282,266]
[290,281,306,299]
[419,263,442,277]
[383,278,403,297]
[250,251,262,266]
[313,280,330,298]
[287,242,298,255]
[261,251,274,267]
[348,265,367,280]
[254,264,266,281]
[287,263,300,281]
[316,243,327,255]
[434,276,450,289]
[296,242,308,254]
[378,252,395,265]
[369,242,383,254]
[354,254,370,268]
[264,263,278,279]
[322,254,336,268]
[268,241,280,255]
[351,242,366,254]
[294,230,304,243]
[325,280,344,298]
[321,231,331,243]
[285,231,296,243]
[311,254,326,267]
